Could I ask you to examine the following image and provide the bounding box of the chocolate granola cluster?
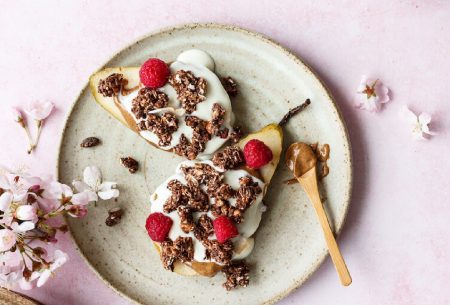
[209,175,262,224]
[169,70,207,113]
[160,237,194,271]
[212,145,245,170]
[193,214,214,241]
[98,73,126,97]
[177,206,195,233]
[222,261,250,290]
[129,88,179,146]
[131,87,169,118]
[203,240,234,265]
[235,176,263,210]
[206,103,229,138]
[163,180,209,213]
[221,76,238,97]
[229,125,244,144]
[173,103,230,160]
[138,112,178,146]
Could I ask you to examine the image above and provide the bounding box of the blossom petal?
[83,166,102,189]
[98,188,119,200]
[11,221,35,232]
[51,250,68,270]
[11,107,23,123]
[72,180,90,193]
[0,229,16,252]
[73,180,98,201]
[0,192,12,212]
[98,181,117,192]
[98,182,119,200]
[356,75,370,92]
[71,192,89,206]
[47,182,73,199]
[376,84,390,104]
[36,269,52,287]
[15,205,37,221]
[86,190,99,202]
[25,101,54,121]
[418,112,431,125]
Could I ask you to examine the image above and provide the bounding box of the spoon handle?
[298,171,352,286]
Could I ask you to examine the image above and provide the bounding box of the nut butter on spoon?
[285,142,352,286]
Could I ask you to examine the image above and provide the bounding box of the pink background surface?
[1,1,449,304]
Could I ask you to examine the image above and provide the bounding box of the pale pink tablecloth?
[1,1,449,304]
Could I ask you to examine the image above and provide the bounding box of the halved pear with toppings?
[159,123,283,277]
[89,67,140,133]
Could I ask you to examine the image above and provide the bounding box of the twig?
[278,99,311,126]
[34,120,43,147]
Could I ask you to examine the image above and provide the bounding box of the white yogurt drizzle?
[118,49,234,159]
[150,160,267,264]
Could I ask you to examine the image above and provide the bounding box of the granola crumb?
[221,76,238,97]
[120,157,139,173]
[229,125,244,144]
[105,207,123,227]
[222,261,250,290]
[80,137,101,148]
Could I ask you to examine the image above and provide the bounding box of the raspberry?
[145,212,173,242]
[139,58,170,89]
[243,139,273,169]
[213,216,238,243]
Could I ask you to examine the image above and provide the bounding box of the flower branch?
[0,166,119,289]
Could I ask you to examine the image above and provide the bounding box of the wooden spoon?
[286,142,352,286]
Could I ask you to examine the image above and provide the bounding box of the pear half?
[156,123,283,277]
[89,67,140,133]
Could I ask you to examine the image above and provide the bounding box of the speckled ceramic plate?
[58,23,352,305]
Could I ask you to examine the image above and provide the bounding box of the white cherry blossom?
[73,166,119,201]
[400,106,436,140]
[25,101,54,121]
[45,181,89,206]
[35,250,68,287]
[355,75,390,112]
